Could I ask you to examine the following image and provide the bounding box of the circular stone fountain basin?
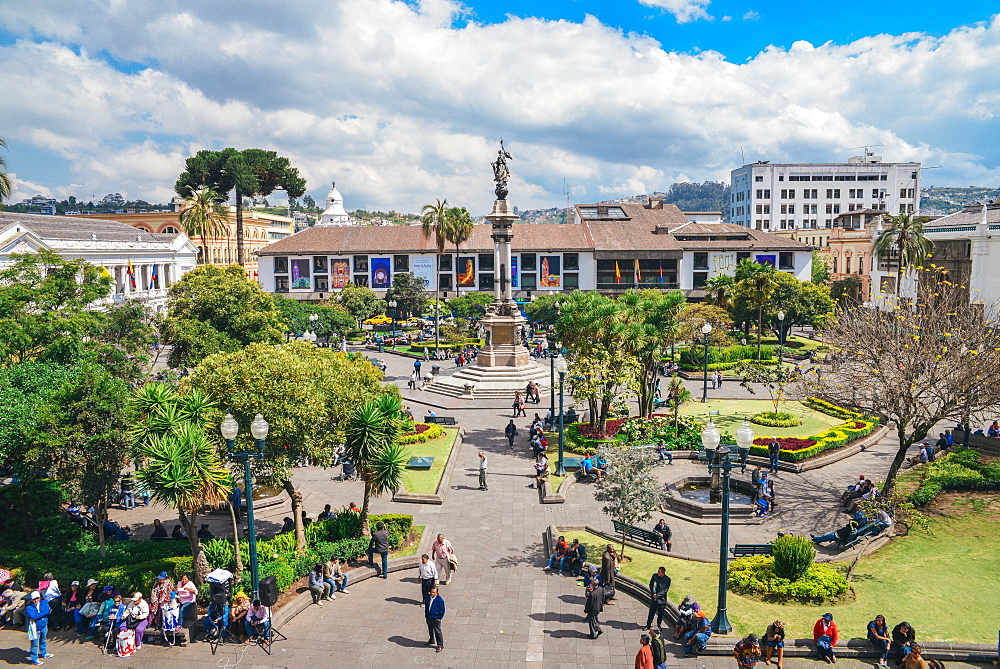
[663,475,758,521]
[678,483,753,506]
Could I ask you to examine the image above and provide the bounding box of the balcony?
[597,282,680,291]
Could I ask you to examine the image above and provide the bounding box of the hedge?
[679,344,775,367]
[399,423,445,445]
[910,448,1000,504]
[407,339,484,353]
[728,555,849,603]
[748,416,881,462]
[805,397,865,420]
[751,411,802,428]
[678,358,778,372]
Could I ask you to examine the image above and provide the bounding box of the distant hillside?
[921,186,1000,215]
[518,181,731,224]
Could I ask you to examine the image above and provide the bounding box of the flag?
[615,261,621,283]
[658,261,664,283]
[148,264,158,290]
[126,260,136,290]
[635,258,641,282]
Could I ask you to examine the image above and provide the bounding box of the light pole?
[388,299,398,339]
[701,418,755,635]
[554,354,569,476]
[776,310,785,372]
[221,412,269,601]
[701,322,712,402]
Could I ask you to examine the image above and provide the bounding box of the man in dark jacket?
[583,583,604,639]
[891,621,916,664]
[149,519,168,540]
[504,420,518,450]
[649,626,667,669]
[568,539,587,577]
[368,522,390,578]
[645,567,671,630]
[424,586,445,652]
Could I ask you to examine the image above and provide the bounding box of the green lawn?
[392,525,425,558]
[563,504,1000,643]
[759,335,828,353]
[399,428,460,494]
[678,399,842,438]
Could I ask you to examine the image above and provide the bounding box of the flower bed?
[567,414,703,454]
[748,417,880,462]
[399,422,445,445]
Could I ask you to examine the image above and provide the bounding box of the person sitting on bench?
[530,454,549,489]
[811,520,859,545]
[202,598,228,640]
[653,519,672,551]
[654,441,673,464]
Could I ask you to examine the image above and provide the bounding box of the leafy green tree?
[665,377,691,429]
[338,283,385,326]
[448,292,494,319]
[161,265,285,368]
[175,148,306,266]
[188,342,386,550]
[733,259,778,360]
[524,293,565,325]
[179,186,230,264]
[594,447,662,557]
[620,289,686,417]
[811,250,831,285]
[272,296,355,338]
[130,383,231,583]
[677,303,732,347]
[762,272,836,331]
[874,212,933,296]
[384,272,429,319]
[345,395,408,536]
[0,136,11,205]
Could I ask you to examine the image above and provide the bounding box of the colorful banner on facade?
[755,254,776,268]
[331,258,350,289]
[291,259,311,289]
[412,256,434,289]
[511,257,518,288]
[457,256,476,287]
[539,255,561,288]
[371,257,391,289]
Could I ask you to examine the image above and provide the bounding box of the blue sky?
[0,0,998,213]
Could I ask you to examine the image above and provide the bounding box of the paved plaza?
[0,345,986,668]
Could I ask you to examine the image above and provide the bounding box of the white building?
[0,212,198,312]
[317,181,351,227]
[730,154,921,232]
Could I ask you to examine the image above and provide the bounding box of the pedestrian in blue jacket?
[424,587,446,653]
[26,591,53,666]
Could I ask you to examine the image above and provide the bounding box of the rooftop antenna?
[563,178,578,223]
[740,146,746,165]
[847,144,885,157]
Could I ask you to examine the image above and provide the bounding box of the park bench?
[544,412,578,430]
[406,457,435,469]
[730,543,774,557]
[423,416,457,425]
[612,519,663,549]
[837,522,883,550]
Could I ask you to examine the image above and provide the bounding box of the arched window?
[161,226,178,234]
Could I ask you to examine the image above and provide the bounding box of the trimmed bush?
[751,411,803,428]
[805,397,864,420]
[772,535,816,581]
[728,555,849,603]
[910,448,1000,504]
[399,423,445,445]
[679,344,775,367]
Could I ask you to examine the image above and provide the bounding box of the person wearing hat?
[150,572,174,626]
[683,604,713,655]
[98,591,125,633]
[813,613,839,663]
[583,564,603,589]
[764,620,786,667]
[197,523,215,540]
[649,627,667,669]
[583,578,605,639]
[734,633,762,668]
[1,585,27,627]
[230,592,251,641]
[25,591,53,666]
[81,579,101,638]
[123,593,151,647]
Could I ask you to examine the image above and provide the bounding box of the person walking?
[120,473,135,510]
[504,419,518,450]
[650,627,667,669]
[636,634,654,669]
[584,582,604,639]
[645,567,671,630]
[25,591,53,666]
[734,634,762,669]
[477,451,489,490]
[767,438,781,473]
[424,586,445,653]
[431,534,456,585]
[368,522,390,578]
[408,370,418,390]
[418,554,438,604]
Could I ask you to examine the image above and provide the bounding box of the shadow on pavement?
[385,596,421,606]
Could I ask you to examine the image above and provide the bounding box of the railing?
[596,282,680,290]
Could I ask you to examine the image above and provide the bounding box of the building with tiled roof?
[0,212,198,312]
[258,197,811,302]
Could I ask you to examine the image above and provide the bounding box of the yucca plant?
[772,534,816,581]
[345,397,406,536]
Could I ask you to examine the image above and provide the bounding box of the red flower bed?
[403,423,431,437]
[753,436,817,451]
[577,418,627,440]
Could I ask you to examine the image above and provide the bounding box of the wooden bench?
[612,519,664,549]
[730,543,774,557]
[406,456,435,469]
[544,413,578,430]
[423,416,457,425]
[838,522,883,550]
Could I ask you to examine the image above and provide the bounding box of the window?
[778,175,785,181]
[693,272,709,289]
[779,252,794,270]
[755,175,763,182]
[826,188,841,198]
[693,252,709,270]
[872,189,883,199]
[833,204,840,214]
[478,273,494,291]
[274,257,288,273]
[826,204,833,214]
[737,252,751,263]
[478,254,494,272]
[275,277,289,292]
[520,273,537,290]
[564,253,579,270]
[439,274,452,290]
[834,175,856,181]
[789,175,811,182]
[353,255,368,272]
[353,275,368,287]
[393,255,409,272]
[521,253,537,271]
[832,258,838,273]
[313,256,327,273]
[315,276,329,291]
[762,204,770,214]
[564,273,579,289]
[803,189,818,198]
[439,254,452,271]
[811,175,833,181]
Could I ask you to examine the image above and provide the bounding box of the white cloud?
[743,10,760,20]
[0,2,998,214]
[637,0,712,23]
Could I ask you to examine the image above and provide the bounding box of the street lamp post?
[221,413,269,601]
[701,322,713,402]
[309,313,319,345]
[388,299,398,339]
[554,355,569,476]
[548,335,556,418]
[701,418,754,636]
[776,310,785,373]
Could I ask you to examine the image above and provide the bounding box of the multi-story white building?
[730,154,921,232]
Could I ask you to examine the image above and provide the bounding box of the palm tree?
[874,212,933,296]
[421,199,449,347]
[704,275,735,311]
[666,377,692,429]
[129,383,231,584]
[0,137,12,206]
[179,187,230,265]
[445,206,475,283]
[345,396,407,537]
[734,260,778,361]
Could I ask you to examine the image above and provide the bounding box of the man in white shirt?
[245,599,270,641]
[418,554,438,604]
[478,452,488,490]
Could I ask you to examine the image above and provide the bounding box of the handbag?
[126,616,142,630]
[80,602,101,618]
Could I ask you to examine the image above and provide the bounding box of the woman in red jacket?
[813,613,839,663]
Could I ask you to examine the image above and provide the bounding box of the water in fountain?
[678,483,752,505]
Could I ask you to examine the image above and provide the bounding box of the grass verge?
[399,427,460,494]
[679,399,841,438]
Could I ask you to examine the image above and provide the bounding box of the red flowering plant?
[752,436,817,452]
